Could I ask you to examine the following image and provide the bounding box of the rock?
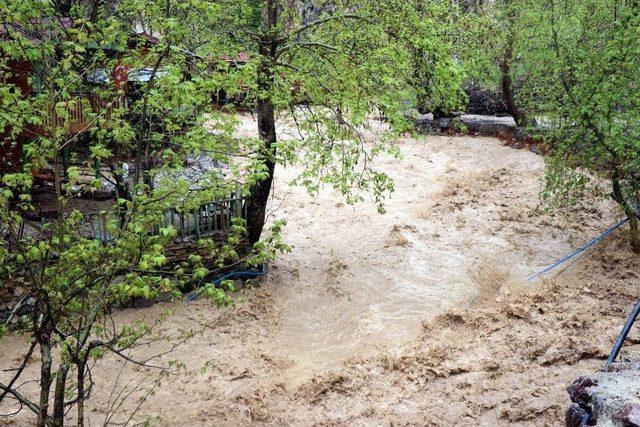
[460,115,516,139]
[415,113,439,134]
[568,376,598,407]
[566,369,640,427]
[566,403,591,427]
[438,117,452,129]
[613,404,640,427]
[415,114,517,139]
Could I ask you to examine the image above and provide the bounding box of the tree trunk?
[76,362,86,427]
[37,341,53,427]
[110,163,131,202]
[54,0,72,15]
[247,2,279,244]
[629,213,640,254]
[247,98,277,244]
[89,0,103,22]
[52,363,69,427]
[611,171,640,253]
[500,41,525,126]
[500,0,526,127]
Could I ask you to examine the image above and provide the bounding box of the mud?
[1,116,638,426]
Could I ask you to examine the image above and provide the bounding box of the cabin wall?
[0,59,34,174]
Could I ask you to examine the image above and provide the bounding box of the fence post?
[233,188,242,218]
[101,212,108,243]
[195,208,201,239]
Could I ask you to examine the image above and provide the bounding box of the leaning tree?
[453,0,530,125]
[519,0,640,251]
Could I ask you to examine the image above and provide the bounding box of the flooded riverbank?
[1,118,631,425]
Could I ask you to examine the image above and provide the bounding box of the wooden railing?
[83,196,248,243]
[42,95,127,135]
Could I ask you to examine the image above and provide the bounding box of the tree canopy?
[0,0,464,424]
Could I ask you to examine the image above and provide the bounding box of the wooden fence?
[83,196,248,243]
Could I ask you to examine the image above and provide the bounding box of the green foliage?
[522,1,640,229]
[457,0,640,248]
[0,0,287,423]
[454,0,519,89]
[232,0,466,214]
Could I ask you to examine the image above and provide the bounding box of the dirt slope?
[1,125,638,426]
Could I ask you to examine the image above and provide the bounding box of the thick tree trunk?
[247,98,277,244]
[500,41,525,126]
[247,2,279,244]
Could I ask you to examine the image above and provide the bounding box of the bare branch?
[0,381,41,416]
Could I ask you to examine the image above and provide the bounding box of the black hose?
[185,264,268,302]
[604,300,640,371]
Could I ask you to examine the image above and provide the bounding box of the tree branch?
[283,13,363,41]
[0,382,41,417]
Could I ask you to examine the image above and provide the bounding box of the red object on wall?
[113,63,130,89]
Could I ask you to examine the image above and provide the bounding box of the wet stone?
[565,403,591,427]
[566,370,640,427]
[415,114,517,138]
[613,404,640,427]
[568,376,598,407]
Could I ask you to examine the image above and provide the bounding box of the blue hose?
[186,264,268,302]
[526,218,630,281]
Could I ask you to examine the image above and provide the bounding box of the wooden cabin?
[0,18,159,179]
[211,52,251,106]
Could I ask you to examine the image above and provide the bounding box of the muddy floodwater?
[265,134,539,383]
[0,116,627,425]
